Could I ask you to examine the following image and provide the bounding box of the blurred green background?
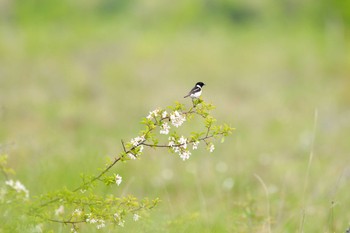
[1,0,350,232]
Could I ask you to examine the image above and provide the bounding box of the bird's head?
[196,82,205,87]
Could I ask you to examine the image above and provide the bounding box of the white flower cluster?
[133,213,140,221]
[147,109,169,120]
[168,137,214,160]
[115,174,122,186]
[86,213,97,224]
[168,137,176,150]
[168,136,192,161]
[129,135,145,158]
[73,208,82,217]
[147,109,171,135]
[114,213,125,227]
[55,205,65,216]
[86,213,106,229]
[131,135,145,147]
[96,219,106,229]
[192,141,199,150]
[160,122,170,135]
[180,151,191,161]
[5,179,29,199]
[209,144,215,153]
[170,111,186,128]
[128,153,137,160]
[70,210,82,233]
[146,109,160,119]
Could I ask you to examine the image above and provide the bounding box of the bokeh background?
[1,0,350,232]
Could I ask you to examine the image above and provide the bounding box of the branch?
[141,133,222,148]
[121,140,127,152]
[48,219,85,224]
[72,156,122,192]
[35,99,231,224]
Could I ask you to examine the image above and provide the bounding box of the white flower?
[209,144,215,153]
[71,228,78,233]
[5,180,13,186]
[146,109,160,119]
[168,137,175,147]
[131,135,145,147]
[162,111,167,118]
[139,145,144,153]
[160,122,170,135]
[5,179,29,198]
[96,219,106,229]
[118,220,125,227]
[73,209,82,216]
[55,205,65,216]
[170,111,186,128]
[178,136,187,149]
[86,213,94,223]
[168,137,180,153]
[180,151,191,161]
[89,218,97,224]
[115,174,122,186]
[192,141,199,150]
[128,153,137,160]
[80,189,86,193]
[133,213,140,221]
[168,137,193,161]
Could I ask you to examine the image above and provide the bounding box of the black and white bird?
[184,82,205,98]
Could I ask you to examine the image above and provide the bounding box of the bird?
[184,82,205,98]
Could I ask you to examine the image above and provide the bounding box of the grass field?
[1,2,350,232]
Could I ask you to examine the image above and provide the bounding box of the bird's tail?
[184,94,190,98]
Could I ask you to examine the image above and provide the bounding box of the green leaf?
[221,137,225,143]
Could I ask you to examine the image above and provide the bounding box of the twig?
[48,219,86,224]
[121,140,126,152]
[72,156,122,192]
[141,133,222,149]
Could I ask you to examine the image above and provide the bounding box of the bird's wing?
[189,86,201,94]
[184,86,201,98]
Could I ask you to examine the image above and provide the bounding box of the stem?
[72,157,122,192]
[121,140,127,152]
[142,133,222,148]
[48,219,85,224]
